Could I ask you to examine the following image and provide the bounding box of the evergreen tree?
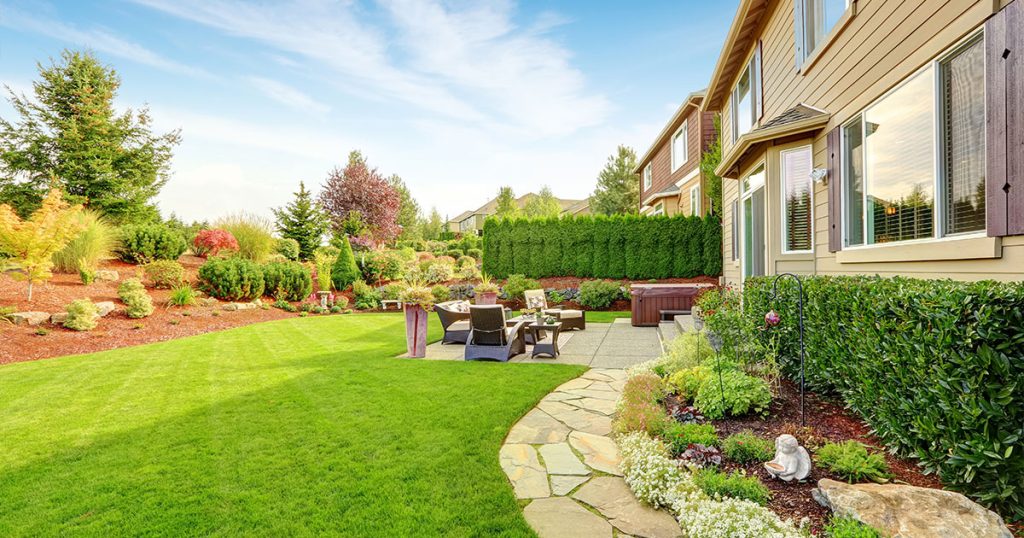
[494,186,519,219]
[0,50,180,222]
[700,116,723,216]
[273,181,329,260]
[591,145,639,215]
[389,174,422,240]
[523,185,562,218]
[421,207,444,240]
[331,234,360,291]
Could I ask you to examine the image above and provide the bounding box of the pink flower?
[765,309,781,327]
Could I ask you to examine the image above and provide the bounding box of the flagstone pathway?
[500,368,682,538]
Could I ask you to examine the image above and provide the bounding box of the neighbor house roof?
[702,0,771,112]
[716,104,830,178]
[641,185,682,207]
[634,90,707,173]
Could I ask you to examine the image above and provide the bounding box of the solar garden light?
[766,273,807,426]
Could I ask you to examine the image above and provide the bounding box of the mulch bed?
[666,379,945,536]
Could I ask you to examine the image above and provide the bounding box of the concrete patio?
[415,318,664,368]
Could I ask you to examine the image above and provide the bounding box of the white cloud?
[0,6,210,78]
[246,76,330,113]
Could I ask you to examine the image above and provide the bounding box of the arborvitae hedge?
[482,214,722,279]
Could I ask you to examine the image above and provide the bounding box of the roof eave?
[715,114,831,178]
[634,90,707,173]
[703,0,761,113]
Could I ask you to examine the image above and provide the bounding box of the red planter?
[475,291,498,305]
[404,305,429,358]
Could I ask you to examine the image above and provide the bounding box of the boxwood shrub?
[262,261,312,301]
[743,275,1024,519]
[117,224,187,264]
[198,257,265,301]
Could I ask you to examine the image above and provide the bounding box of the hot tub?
[630,283,713,327]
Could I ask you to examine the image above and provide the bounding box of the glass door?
[742,165,767,279]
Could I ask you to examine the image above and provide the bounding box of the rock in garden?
[813,478,1012,538]
[223,302,257,311]
[50,312,68,325]
[95,301,116,317]
[11,311,50,326]
[200,298,218,307]
[94,270,119,282]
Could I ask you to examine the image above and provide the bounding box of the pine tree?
[494,186,519,219]
[591,145,640,216]
[421,207,444,240]
[0,50,180,222]
[389,174,422,240]
[331,234,360,291]
[273,181,329,260]
[523,186,562,219]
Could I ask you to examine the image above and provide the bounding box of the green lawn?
[0,314,585,536]
[584,310,631,323]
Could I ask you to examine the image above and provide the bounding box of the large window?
[842,32,985,247]
[643,163,652,190]
[672,122,688,171]
[797,0,849,63]
[732,68,753,141]
[781,146,813,252]
[689,184,701,216]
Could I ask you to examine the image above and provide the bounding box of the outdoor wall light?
[810,168,829,185]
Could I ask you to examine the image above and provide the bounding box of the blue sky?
[0,0,735,222]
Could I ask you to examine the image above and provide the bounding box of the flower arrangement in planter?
[473,274,499,305]
[399,283,434,358]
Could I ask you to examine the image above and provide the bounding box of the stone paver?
[538,443,590,476]
[538,401,612,436]
[551,475,590,495]
[568,431,622,476]
[523,497,613,538]
[574,477,682,538]
[565,397,617,416]
[499,444,550,499]
[505,409,570,444]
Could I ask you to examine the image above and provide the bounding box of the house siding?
[640,106,713,216]
[715,0,1022,286]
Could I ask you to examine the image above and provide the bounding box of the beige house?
[634,91,717,217]
[705,0,1023,286]
[446,193,590,235]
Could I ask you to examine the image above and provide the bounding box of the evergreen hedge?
[743,276,1024,519]
[482,214,721,279]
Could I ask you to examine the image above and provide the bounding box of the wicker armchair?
[435,300,472,344]
[523,289,586,331]
[464,305,526,362]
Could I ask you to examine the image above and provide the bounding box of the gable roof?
[716,104,830,177]
[703,0,771,112]
[634,90,706,173]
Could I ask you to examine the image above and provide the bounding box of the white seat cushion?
[548,309,582,319]
[449,320,471,331]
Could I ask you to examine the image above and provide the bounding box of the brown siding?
[641,107,705,214]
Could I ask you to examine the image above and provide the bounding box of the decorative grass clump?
[215,213,276,263]
[694,468,771,505]
[664,423,719,456]
[723,430,774,463]
[52,210,118,274]
[815,441,890,484]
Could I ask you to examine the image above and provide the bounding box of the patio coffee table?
[528,322,562,358]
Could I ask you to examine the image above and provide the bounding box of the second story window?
[671,121,688,171]
[731,44,762,142]
[795,0,850,65]
[643,163,652,190]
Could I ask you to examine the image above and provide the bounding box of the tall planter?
[404,304,429,358]
[475,291,498,305]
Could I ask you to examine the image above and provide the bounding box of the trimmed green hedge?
[482,214,721,279]
[743,276,1024,519]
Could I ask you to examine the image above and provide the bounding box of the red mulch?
[667,379,947,536]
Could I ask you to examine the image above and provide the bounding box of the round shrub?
[692,369,771,420]
[578,279,622,309]
[198,257,265,301]
[693,468,771,505]
[466,248,483,260]
[64,299,99,331]
[276,237,300,261]
[360,250,403,282]
[117,224,187,264]
[424,260,454,284]
[143,260,185,289]
[456,255,476,268]
[664,423,719,456]
[445,248,464,259]
[262,261,312,301]
[723,431,774,463]
[192,228,239,257]
[431,284,451,303]
[118,278,154,318]
[502,274,540,302]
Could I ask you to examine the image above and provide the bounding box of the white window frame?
[652,202,664,216]
[795,0,852,64]
[643,163,652,190]
[780,145,814,254]
[839,29,986,250]
[671,121,688,172]
[731,46,761,142]
[689,184,701,216]
[740,162,767,281]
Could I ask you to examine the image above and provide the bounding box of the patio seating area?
[411,318,663,368]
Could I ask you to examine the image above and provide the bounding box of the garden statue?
[765,434,811,482]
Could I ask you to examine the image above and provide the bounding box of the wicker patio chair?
[435,300,472,344]
[523,289,586,331]
[464,305,526,362]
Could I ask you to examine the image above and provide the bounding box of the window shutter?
[794,0,805,69]
[827,126,842,251]
[986,0,1024,237]
[754,41,764,121]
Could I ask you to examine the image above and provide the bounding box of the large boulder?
[813,478,1012,538]
[95,301,117,317]
[10,311,50,326]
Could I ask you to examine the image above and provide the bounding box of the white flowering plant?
[674,496,806,538]
[618,431,702,508]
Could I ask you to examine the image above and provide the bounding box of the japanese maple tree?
[319,151,400,245]
[0,188,84,300]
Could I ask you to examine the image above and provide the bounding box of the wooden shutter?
[754,41,764,121]
[827,126,842,252]
[793,0,805,69]
[986,0,1024,237]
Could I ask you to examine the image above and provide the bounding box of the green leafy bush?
[118,278,154,318]
[360,250,404,283]
[743,276,1024,517]
[215,213,276,262]
[143,260,184,289]
[466,248,482,260]
[654,331,713,377]
[424,259,454,284]
[577,280,621,309]
[664,423,719,456]
[117,224,187,264]
[668,366,711,401]
[481,214,720,279]
[815,441,890,484]
[52,210,118,273]
[331,235,360,291]
[694,468,770,505]
[693,369,771,420]
[276,237,300,261]
[197,257,264,301]
[431,285,451,303]
[723,431,774,463]
[273,299,297,312]
[64,298,99,331]
[167,284,197,307]
[352,279,380,309]
[379,283,404,301]
[614,373,670,436]
[502,274,540,302]
[824,516,883,538]
[262,261,312,301]
[445,248,463,259]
